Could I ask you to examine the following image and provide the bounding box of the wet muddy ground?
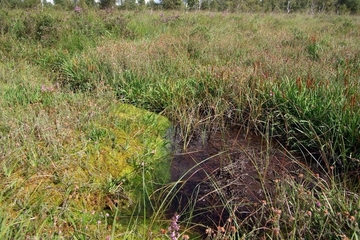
[170,128,308,230]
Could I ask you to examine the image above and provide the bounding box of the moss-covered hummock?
[2,103,171,237]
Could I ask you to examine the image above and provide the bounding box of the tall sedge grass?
[261,76,360,173]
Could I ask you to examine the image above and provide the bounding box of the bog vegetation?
[2,0,360,14]
[0,4,359,240]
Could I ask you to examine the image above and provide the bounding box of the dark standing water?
[170,127,304,229]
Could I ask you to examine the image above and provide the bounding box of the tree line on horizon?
[0,0,359,15]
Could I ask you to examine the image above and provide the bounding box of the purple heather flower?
[41,85,55,93]
[74,6,82,13]
[168,213,180,240]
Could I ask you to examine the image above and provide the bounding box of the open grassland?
[0,7,360,239]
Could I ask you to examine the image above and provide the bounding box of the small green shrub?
[34,14,59,46]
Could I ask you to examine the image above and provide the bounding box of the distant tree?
[161,0,183,9]
[200,0,210,10]
[187,0,197,9]
[337,0,359,13]
[261,0,283,12]
[100,0,116,8]
[120,0,137,9]
[209,0,219,10]
[1,0,39,8]
[84,0,96,6]
[54,0,73,7]
[288,0,311,12]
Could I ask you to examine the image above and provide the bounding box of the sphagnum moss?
[0,102,172,238]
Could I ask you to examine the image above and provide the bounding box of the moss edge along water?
[2,103,172,236]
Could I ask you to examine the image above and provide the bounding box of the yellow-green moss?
[2,103,172,237]
[83,103,171,178]
[69,103,172,210]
